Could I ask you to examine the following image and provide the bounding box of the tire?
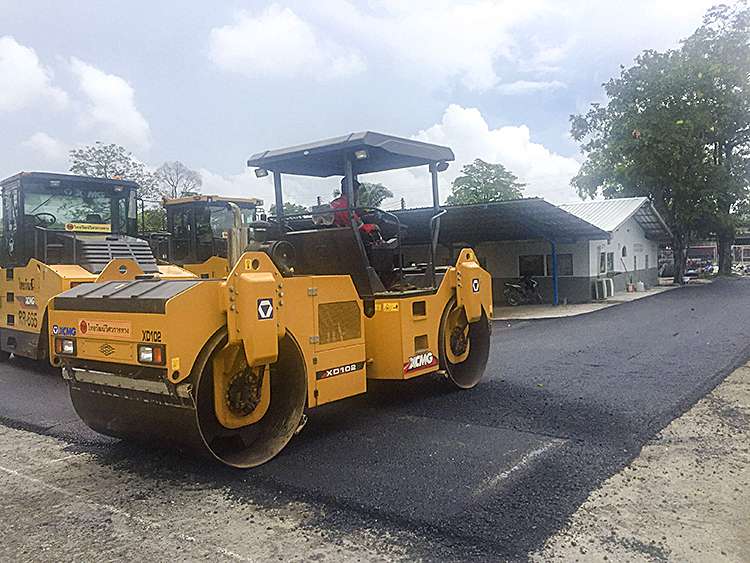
[439,298,491,390]
[504,289,520,306]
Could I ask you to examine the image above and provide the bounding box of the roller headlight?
[138,344,165,365]
[54,337,76,356]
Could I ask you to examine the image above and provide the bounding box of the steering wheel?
[33,212,57,226]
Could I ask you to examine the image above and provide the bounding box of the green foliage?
[332,182,394,208]
[155,161,202,199]
[356,182,394,208]
[69,142,159,199]
[141,207,166,232]
[445,159,525,205]
[570,2,750,277]
[269,201,308,216]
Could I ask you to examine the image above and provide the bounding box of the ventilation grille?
[318,301,361,345]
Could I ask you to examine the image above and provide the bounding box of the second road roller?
[48,132,493,468]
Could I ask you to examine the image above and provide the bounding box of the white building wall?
[587,216,659,282]
[474,239,589,277]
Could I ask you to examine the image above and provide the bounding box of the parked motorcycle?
[504,275,543,306]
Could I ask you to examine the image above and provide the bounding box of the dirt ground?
[534,362,750,562]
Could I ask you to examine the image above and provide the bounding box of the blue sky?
[0,0,726,207]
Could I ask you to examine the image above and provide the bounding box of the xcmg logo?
[404,351,438,374]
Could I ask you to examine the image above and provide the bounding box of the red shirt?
[331,195,378,234]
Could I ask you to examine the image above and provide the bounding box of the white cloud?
[21,132,69,167]
[204,105,582,210]
[70,57,151,151]
[199,167,335,210]
[0,36,68,112]
[315,0,549,91]
[361,105,581,208]
[415,105,581,204]
[209,5,365,79]
[497,80,566,95]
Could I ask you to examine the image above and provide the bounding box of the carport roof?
[393,198,609,244]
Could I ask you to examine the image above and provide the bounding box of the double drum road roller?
[49,132,493,468]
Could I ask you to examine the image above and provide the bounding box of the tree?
[155,161,202,199]
[445,159,525,205]
[141,207,166,232]
[269,201,308,216]
[356,182,393,207]
[680,3,750,274]
[331,182,394,208]
[570,3,750,282]
[69,142,159,199]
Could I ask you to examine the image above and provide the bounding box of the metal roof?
[1,171,139,189]
[246,131,454,177]
[393,198,609,245]
[559,197,671,240]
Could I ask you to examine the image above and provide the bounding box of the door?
[1,186,19,266]
[169,206,194,263]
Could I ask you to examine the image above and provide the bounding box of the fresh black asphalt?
[1,277,748,560]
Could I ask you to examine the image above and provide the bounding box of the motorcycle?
[504,275,543,306]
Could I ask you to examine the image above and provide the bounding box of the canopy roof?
[246,131,454,177]
[560,197,672,241]
[394,199,609,244]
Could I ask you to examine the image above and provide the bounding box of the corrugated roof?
[393,198,609,244]
[560,197,672,240]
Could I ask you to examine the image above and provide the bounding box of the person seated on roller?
[330,178,382,242]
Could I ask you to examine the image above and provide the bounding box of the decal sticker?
[171,357,180,371]
[316,361,365,380]
[17,310,37,328]
[141,330,162,342]
[257,298,274,320]
[78,319,132,339]
[404,351,438,374]
[472,278,480,293]
[15,295,37,309]
[65,222,112,233]
[52,325,77,337]
[19,278,35,291]
[99,343,115,357]
[374,302,400,312]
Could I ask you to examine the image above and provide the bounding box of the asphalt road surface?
[1,278,749,561]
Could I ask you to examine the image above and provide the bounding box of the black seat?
[285,227,385,296]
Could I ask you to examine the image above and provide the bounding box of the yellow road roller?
[49,132,493,467]
[0,172,193,363]
[148,195,265,279]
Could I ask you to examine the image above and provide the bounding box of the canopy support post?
[273,171,284,228]
[550,239,559,306]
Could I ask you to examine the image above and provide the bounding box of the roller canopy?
[246,131,455,177]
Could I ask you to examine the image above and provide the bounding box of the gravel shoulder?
[534,362,750,562]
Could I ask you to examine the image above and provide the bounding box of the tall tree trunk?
[717,231,733,275]
[672,231,688,285]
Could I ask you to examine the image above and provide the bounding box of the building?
[560,197,671,293]
[395,196,671,305]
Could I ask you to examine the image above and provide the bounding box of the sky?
[0,0,728,209]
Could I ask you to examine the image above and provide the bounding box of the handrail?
[428,209,447,288]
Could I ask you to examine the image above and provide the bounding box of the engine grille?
[76,235,159,274]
